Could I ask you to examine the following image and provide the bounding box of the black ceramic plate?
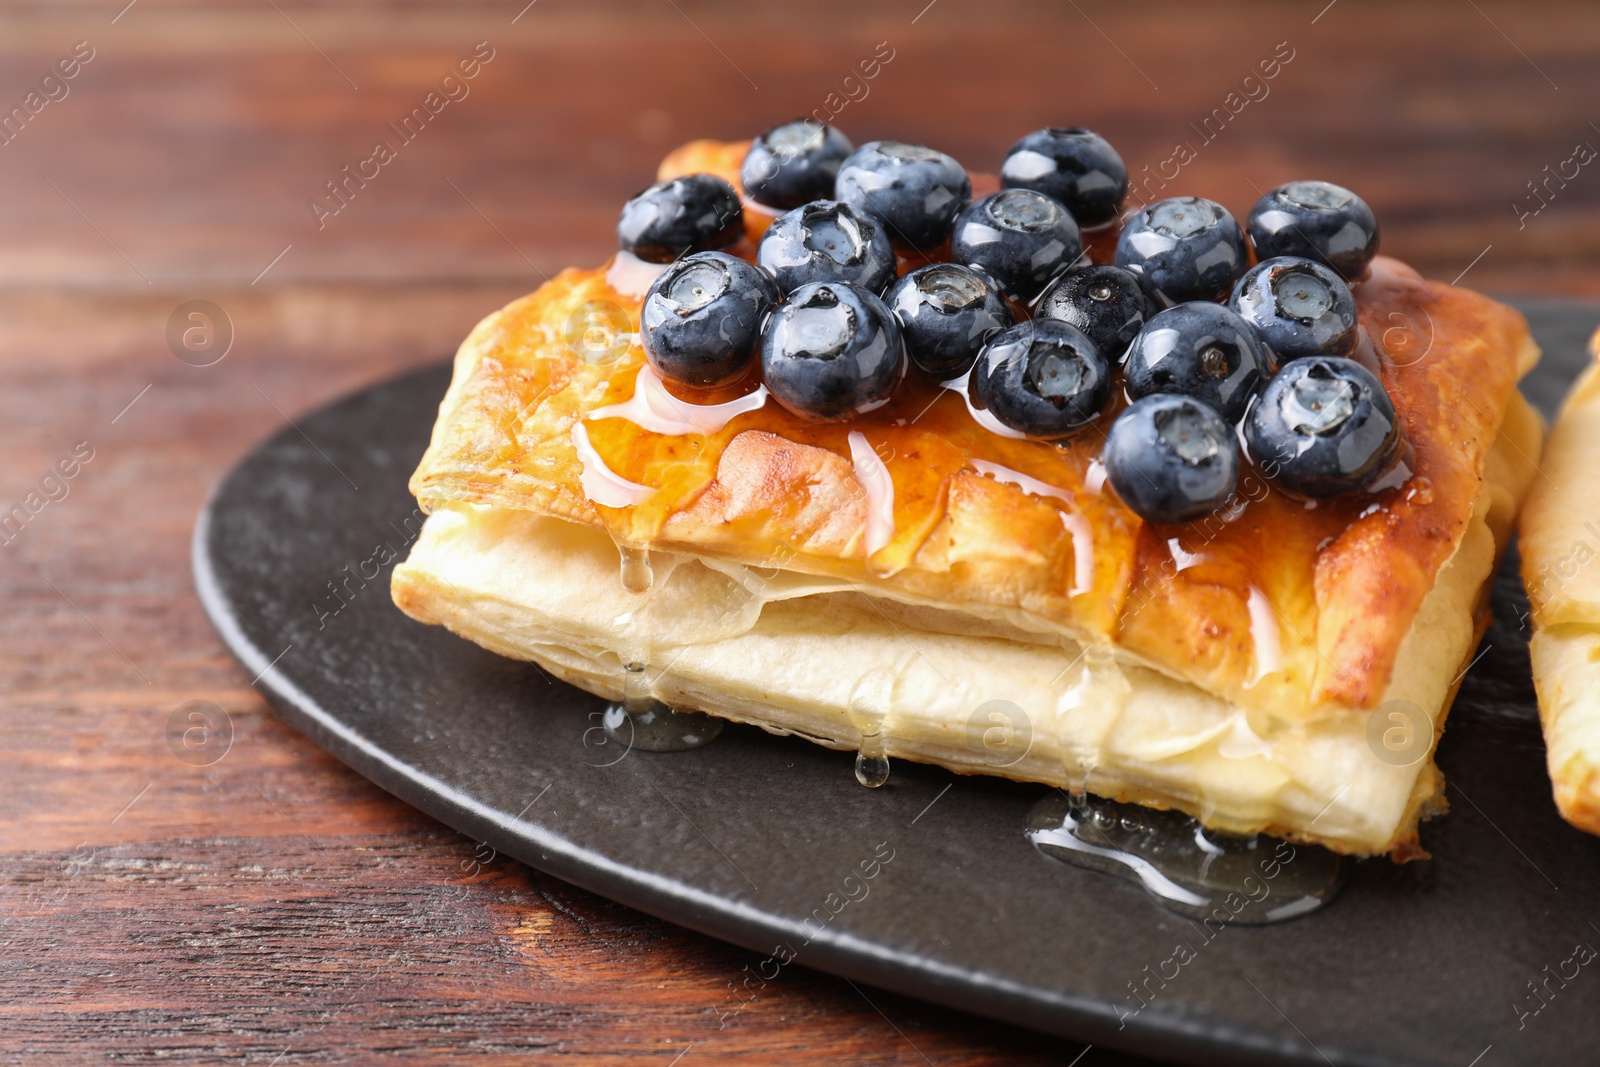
[196,301,1600,1067]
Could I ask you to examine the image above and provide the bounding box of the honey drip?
[1056,645,1130,792]
[848,668,896,788]
[601,542,724,752]
[619,544,653,595]
[855,748,891,789]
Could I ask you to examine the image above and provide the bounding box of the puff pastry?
[1519,326,1600,835]
[392,140,1542,857]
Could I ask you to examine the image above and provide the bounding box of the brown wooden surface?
[3,1,1599,1063]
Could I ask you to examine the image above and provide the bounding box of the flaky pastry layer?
[394,388,1540,856]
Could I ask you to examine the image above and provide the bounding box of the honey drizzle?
[602,539,724,752]
[848,667,896,789]
[1056,644,1131,791]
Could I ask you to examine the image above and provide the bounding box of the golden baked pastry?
[392,138,1542,858]
[1519,326,1600,835]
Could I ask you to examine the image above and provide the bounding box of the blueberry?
[1034,264,1152,361]
[1113,196,1249,305]
[1230,256,1358,362]
[1247,181,1379,280]
[1122,302,1271,423]
[761,282,903,422]
[948,189,1083,302]
[969,319,1111,440]
[1244,356,1405,498]
[887,263,1015,380]
[756,200,897,296]
[1103,395,1240,523]
[640,252,778,387]
[617,173,743,263]
[833,141,971,252]
[740,119,854,210]
[999,127,1128,228]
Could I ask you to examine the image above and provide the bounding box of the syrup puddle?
[572,422,655,507]
[590,363,768,436]
[939,369,1029,440]
[1026,792,1344,924]
[601,663,724,752]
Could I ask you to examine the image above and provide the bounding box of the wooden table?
[3,1,1597,1062]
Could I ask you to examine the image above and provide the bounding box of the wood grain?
[2,0,1598,1062]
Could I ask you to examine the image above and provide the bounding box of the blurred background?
[3,1,1597,1063]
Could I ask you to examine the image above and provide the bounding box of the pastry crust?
[395,140,1543,856]
[1519,326,1600,835]
[392,388,1533,856]
[407,254,1533,718]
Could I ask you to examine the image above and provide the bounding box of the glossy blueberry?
[1103,395,1240,524]
[756,200,897,296]
[1113,196,1250,306]
[1244,356,1405,498]
[640,252,778,387]
[948,189,1083,302]
[886,263,1015,380]
[740,119,854,210]
[1247,181,1379,280]
[617,173,743,263]
[969,319,1111,440]
[1122,302,1272,423]
[1034,264,1152,361]
[761,282,903,422]
[833,141,971,252]
[1230,257,1358,362]
[999,127,1128,228]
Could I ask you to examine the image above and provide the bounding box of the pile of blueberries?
[619,120,1404,525]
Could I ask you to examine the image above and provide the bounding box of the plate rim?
[192,340,1584,1067]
